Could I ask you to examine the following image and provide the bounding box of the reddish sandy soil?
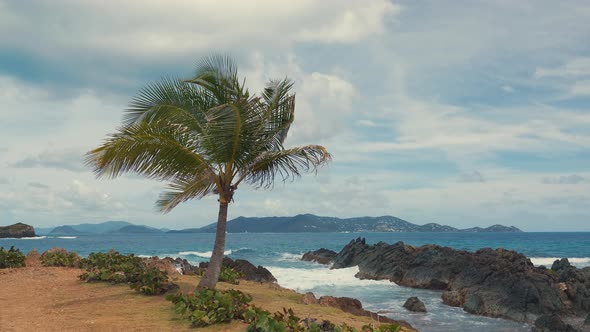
[0,266,414,332]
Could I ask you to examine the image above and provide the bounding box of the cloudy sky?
[1,0,589,231]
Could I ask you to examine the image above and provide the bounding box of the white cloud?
[0,0,399,60]
[354,82,590,162]
[534,57,590,78]
[358,120,378,127]
[295,1,399,43]
[1,1,590,231]
[243,54,356,144]
[12,148,86,172]
[570,80,590,96]
[543,174,587,185]
[501,85,514,93]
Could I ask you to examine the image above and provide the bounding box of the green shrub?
[0,246,26,268]
[245,306,307,332]
[361,323,401,332]
[80,251,171,295]
[168,288,402,332]
[40,248,80,267]
[219,266,242,285]
[129,267,169,295]
[167,289,252,327]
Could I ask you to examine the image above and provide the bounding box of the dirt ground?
[0,267,412,332]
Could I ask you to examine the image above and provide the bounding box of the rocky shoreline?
[304,238,590,332]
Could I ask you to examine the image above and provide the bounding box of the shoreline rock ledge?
[328,238,590,331]
[0,223,36,238]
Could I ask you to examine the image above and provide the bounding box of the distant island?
[170,214,523,233]
[37,221,166,235]
[0,223,36,238]
[32,214,522,235]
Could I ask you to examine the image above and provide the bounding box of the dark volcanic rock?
[169,257,199,275]
[0,223,36,238]
[403,297,427,312]
[302,248,337,265]
[533,314,577,332]
[199,257,276,283]
[318,296,412,328]
[331,237,590,325]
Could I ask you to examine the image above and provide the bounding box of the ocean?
[2,232,589,332]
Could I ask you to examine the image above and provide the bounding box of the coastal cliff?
[0,223,36,238]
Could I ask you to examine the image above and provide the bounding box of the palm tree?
[86,55,332,289]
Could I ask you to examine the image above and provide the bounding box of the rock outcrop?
[0,223,36,238]
[331,238,590,329]
[403,297,426,312]
[199,257,277,283]
[318,296,412,328]
[301,292,318,305]
[301,248,337,265]
[143,257,180,275]
[169,257,199,275]
[533,314,577,332]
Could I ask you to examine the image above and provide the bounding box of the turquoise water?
[2,232,589,331]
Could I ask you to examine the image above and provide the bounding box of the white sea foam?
[1,236,47,240]
[278,252,303,261]
[56,236,77,239]
[530,257,590,268]
[266,265,394,292]
[178,250,232,258]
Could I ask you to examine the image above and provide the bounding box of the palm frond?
[157,173,217,213]
[239,145,332,189]
[186,54,244,104]
[123,77,211,135]
[85,120,213,181]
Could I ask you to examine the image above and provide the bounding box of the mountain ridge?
[172,214,523,233]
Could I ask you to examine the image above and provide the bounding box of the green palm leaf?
[87,54,332,289]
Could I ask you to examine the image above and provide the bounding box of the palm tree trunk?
[197,201,228,289]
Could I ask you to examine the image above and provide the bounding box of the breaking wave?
[1,236,47,240]
[266,265,393,292]
[178,250,233,258]
[530,257,590,268]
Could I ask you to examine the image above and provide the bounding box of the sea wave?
[178,250,232,258]
[233,248,254,254]
[266,265,393,292]
[277,252,303,261]
[530,257,590,268]
[0,236,47,240]
[55,236,77,239]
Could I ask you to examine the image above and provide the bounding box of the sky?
[1,0,589,231]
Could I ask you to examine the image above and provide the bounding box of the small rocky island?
[0,223,36,238]
[304,238,590,332]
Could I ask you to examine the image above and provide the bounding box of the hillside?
[111,225,163,234]
[0,223,36,238]
[48,226,83,235]
[173,214,523,233]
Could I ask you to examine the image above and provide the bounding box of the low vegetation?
[0,246,26,268]
[79,251,171,295]
[40,248,80,267]
[219,266,243,285]
[168,289,402,332]
[167,289,252,327]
